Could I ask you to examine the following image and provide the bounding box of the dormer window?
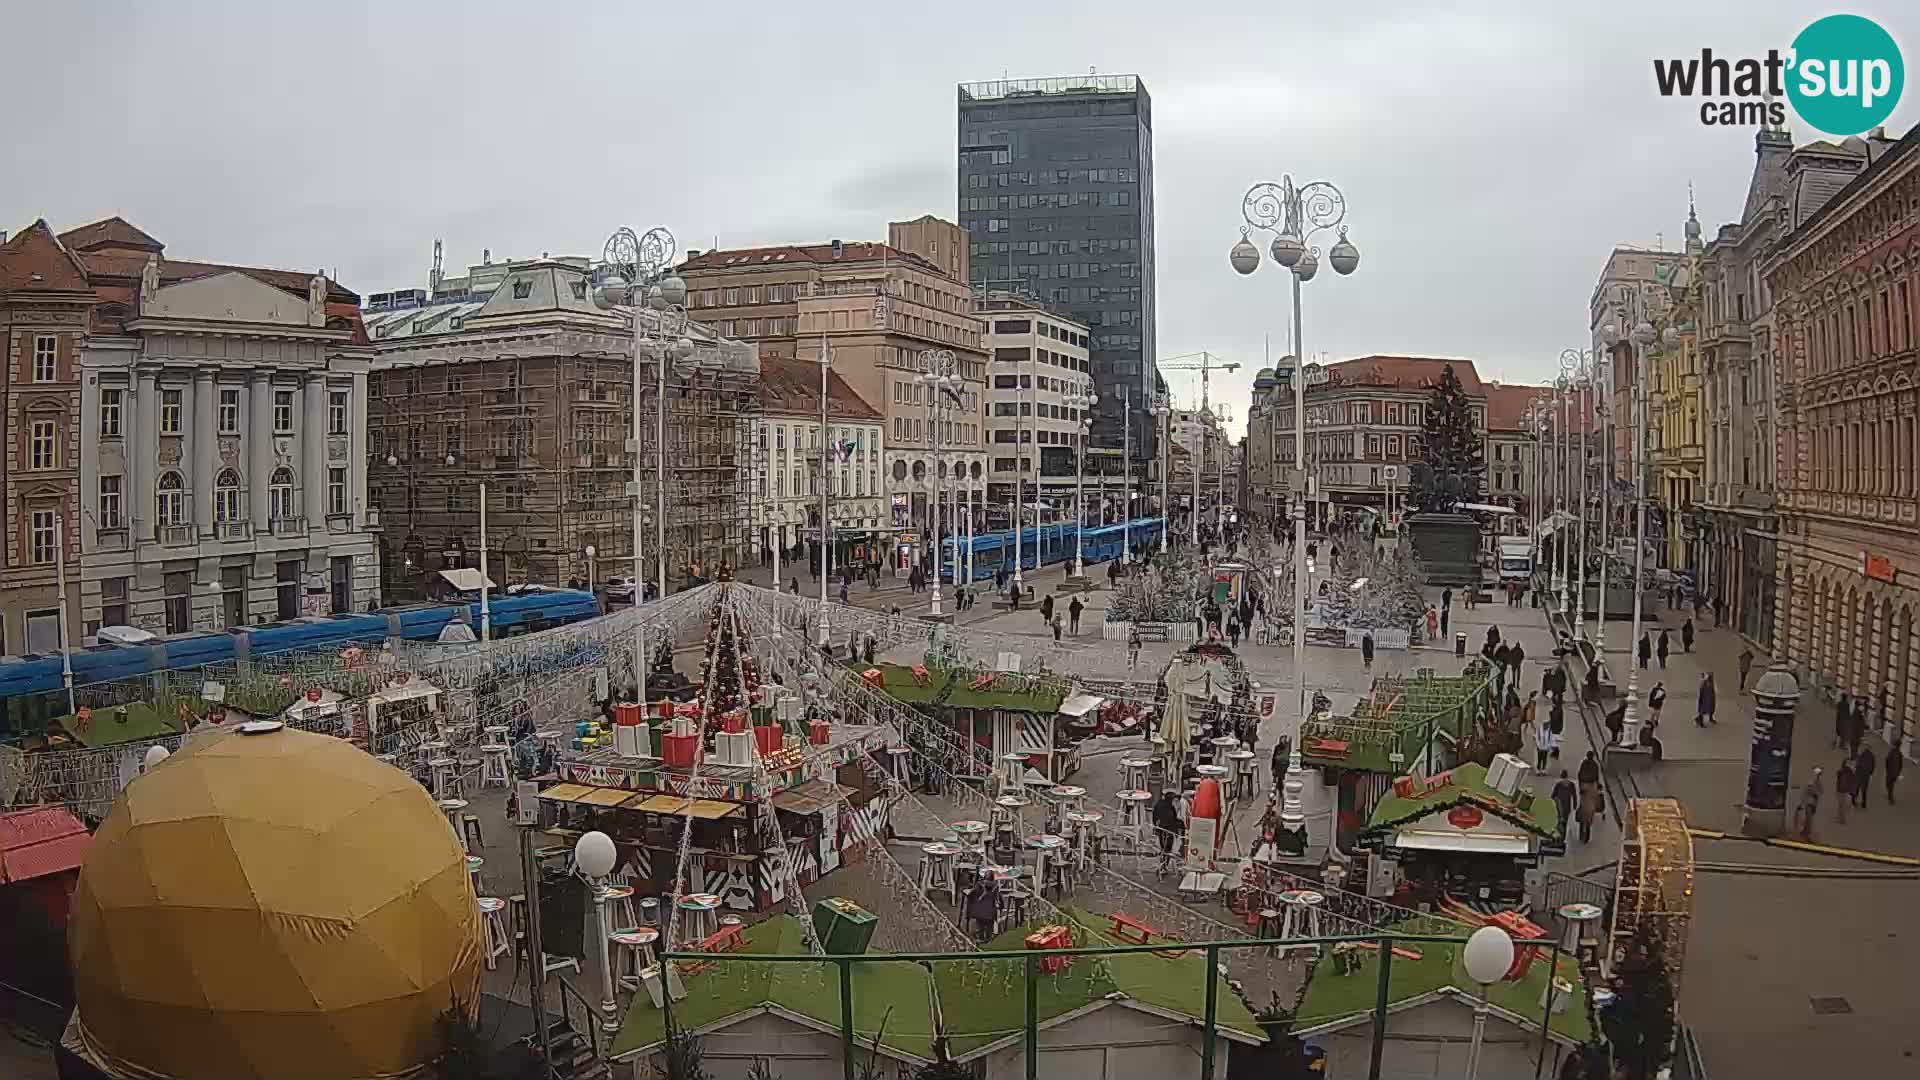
[512,280,533,299]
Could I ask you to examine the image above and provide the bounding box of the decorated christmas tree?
[695,604,759,716]
[1409,363,1486,514]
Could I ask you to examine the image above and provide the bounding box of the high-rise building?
[975,292,1092,523]
[957,74,1155,467]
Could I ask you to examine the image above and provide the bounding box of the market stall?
[1357,759,1560,909]
[856,662,1091,783]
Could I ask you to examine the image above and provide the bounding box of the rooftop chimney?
[831,239,844,259]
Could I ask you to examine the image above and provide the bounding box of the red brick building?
[0,222,91,657]
[1766,127,1920,754]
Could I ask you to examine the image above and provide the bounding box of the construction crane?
[1158,352,1241,543]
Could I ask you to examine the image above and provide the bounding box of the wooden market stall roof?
[858,662,1069,715]
[537,783,742,819]
[1363,762,1559,840]
[1293,917,1591,1045]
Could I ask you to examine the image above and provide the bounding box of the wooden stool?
[603,885,639,931]
[466,856,484,895]
[461,814,484,854]
[610,927,660,990]
[919,842,960,904]
[508,894,529,958]
[675,893,720,942]
[480,743,512,788]
[1120,757,1153,792]
[430,757,463,800]
[477,897,510,970]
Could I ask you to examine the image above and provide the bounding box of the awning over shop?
[770,779,852,816]
[1058,693,1106,719]
[1390,829,1534,855]
[632,794,743,820]
[537,783,600,803]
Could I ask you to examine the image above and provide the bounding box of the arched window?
[270,467,296,522]
[156,472,185,527]
[214,469,242,523]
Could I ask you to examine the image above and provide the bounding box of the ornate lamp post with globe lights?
[591,225,693,691]
[1231,175,1359,843]
[1619,315,1676,747]
[920,349,960,619]
[1151,393,1172,552]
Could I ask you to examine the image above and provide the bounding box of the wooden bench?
[699,923,746,955]
[1108,912,1159,946]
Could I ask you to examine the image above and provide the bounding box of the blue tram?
[0,588,601,729]
[942,517,1165,582]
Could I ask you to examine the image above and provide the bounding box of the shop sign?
[1862,551,1897,584]
[1446,805,1485,830]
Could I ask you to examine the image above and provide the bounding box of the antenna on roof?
[429,239,443,298]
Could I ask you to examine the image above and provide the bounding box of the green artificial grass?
[1366,762,1558,838]
[610,916,938,1061]
[1294,920,1591,1045]
[56,703,183,748]
[934,907,1264,1056]
[859,662,1065,715]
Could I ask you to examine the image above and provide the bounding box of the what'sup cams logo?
[1654,14,1903,135]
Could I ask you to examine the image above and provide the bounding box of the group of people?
[1796,691,1906,839]
[1035,593,1087,641]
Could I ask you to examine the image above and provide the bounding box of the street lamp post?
[1591,325,1619,662]
[573,830,621,1034]
[1071,391,1098,577]
[921,349,959,618]
[1620,317,1668,747]
[1121,385,1133,560]
[592,225,691,686]
[1462,925,1517,1080]
[1153,394,1172,553]
[1233,174,1360,839]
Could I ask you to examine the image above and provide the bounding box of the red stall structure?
[0,805,92,1003]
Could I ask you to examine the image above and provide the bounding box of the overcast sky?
[6,1,1912,434]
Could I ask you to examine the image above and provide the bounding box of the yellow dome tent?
[67,722,482,1080]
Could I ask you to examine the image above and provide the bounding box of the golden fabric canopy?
[68,724,482,1080]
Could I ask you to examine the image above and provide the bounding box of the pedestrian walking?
[1441,587,1452,612]
[1695,673,1716,727]
[1425,605,1439,640]
[1509,642,1526,677]
[1361,631,1375,672]
[1886,742,1904,804]
[1648,681,1667,726]
[1680,617,1695,653]
[1549,696,1565,758]
[1534,711,1555,770]
[1439,607,1450,637]
[1576,751,1602,843]
[1051,615,1063,643]
[1853,745,1876,809]
[1228,619,1242,648]
[1657,629,1670,669]
[1551,770,1577,839]
[1796,768,1823,840]
[1127,627,1142,670]
[838,579,849,605]
[1738,647,1755,692]
[1068,596,1084,636]
[1007,579,1021,611]
[1637,633,1651,670]
[1835,758,1855,823]
[1523,691,1538,732]
[1039,593,1054,628]
[1835,693,1853,750]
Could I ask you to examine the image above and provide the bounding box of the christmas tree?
[696,604,759,716]
[1409,363,1485,514]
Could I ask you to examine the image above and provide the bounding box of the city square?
[2,6,1917,1080]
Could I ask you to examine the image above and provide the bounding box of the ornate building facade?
[1767,126,1919,755]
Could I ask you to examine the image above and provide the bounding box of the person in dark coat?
[963,879,999,942]
[1657,629,1671,669]
[1695,673,1716,727]
[1576,752,1602,843]
[1068,596,1085,635]
[1551,769,1577,839]
[1637,633,1652,669]
[1680,617,1695,653]
[1853,745,1877,809]
[1361,632,1375,671]
[1886,742,1904,804]
[1039,594,1055,627]
[1835,693,1852,749]
[1509,642,1526,676]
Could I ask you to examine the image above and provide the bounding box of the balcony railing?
[94,527,129,552]
[271,516,308,537]
[215,521,252,541]
[159,524,196,547]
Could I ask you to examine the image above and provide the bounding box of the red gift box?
[721,710,747,734]
[754,725,784,757]
[808,719,830,746]
[614,702,643,728]
[1024,924,1073,974]
[660,732,699,768]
